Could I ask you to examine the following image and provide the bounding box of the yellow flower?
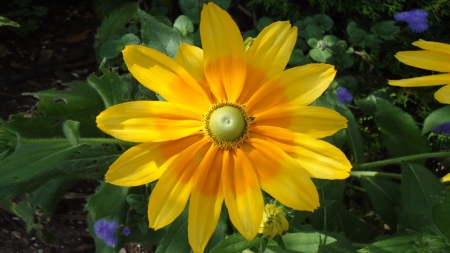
[96,3,351,253]
[258,204,289,238]
[388,39,450,104]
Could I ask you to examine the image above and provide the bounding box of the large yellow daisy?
[96,3,351,253]
[388,39,450,104]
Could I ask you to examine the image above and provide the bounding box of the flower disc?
[208,106,246,142]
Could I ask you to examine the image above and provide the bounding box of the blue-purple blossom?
[94,219,119,247]
[336,87,353,103]
[394,10,429,33]
[431,122,450,135]
[122,227,131,236]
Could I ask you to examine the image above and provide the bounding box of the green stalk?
[19,138,133,146]
[350,171,402,180]
[352,151,450,170]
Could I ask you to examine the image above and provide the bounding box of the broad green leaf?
[126,194,147,215]
[360,177,400,229]
[307,38,318,48]
[88,62,131,108]
[289,49,312,66]
[0,143,84,197]
[99,38,123,59]
[86,181,130,220]
[10,81,104,138]
[243,29,258,39]
[63,120,80,146]
[204,208,228,252]
[257,16,273,31]
[309,48,332,62]
[347,22,367,47]
[267,232,337,253]
[0,16,20,27]
[304,24,323,40]
[210,233,260,253]
[358,236,416,253]
[155,205,191,253]
[313,14,333,31]
[330,40,348,54]
[309,180,345,231]
[401,162,445,228]
[121,33,141,46]
[173,15,194,37]
[422,105,450,134]
[335,53,354,69]
[322,35,338,46]
[179,0,231,24]
[332,206,372,243]
[94,2,138,54]
[140,9,193,58]
[364,34,382,49]
[370,21,399,40]
[432,190,450,241]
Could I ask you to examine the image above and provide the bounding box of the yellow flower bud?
[258,204,289,238]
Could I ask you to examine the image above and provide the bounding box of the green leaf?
[360,177,400,229]
[140,9,193,58]
[313,14,333,31]
[0,15,20,27]
[332,207,372,243]
[330,40,348,54]
[88,62,131,108]
[243,29,258,39]
[370,21,399,40]
[322,35,338,46]
[210,233,260,253]
[347,22,367,47]
[307,38,318,48]
[359,236,416,253]
[62,120,80,146]
[289,49,312,66]
[205,207,228,252]
[173,15,194,37]
[273,235,287,251]
[309,180,345,230]
[155,205,191,253]
[401,162,445,228]
[422,105,450,134]
[99,39,123,59]
[179,0,231,24]
[10,81,104,138]
[94,2,138,54]
[432,190,450,241]
[126,194,147,215]
[309,48,332,62]
[0,143,84,197]
[267,232,337,253]
[86,181,129,220]
[120,33,141,46]
[257,16,273,31]
[304,24,323,40]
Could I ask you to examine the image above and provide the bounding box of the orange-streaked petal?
[239,21,297,103]
[253,104,347,138]
[106,134,204,186]
[246,64,336,114]
[189,147,223,253]
[123,45,211,110]
[388,73,450,87]
[435,85,450,104]
[200,2,246,101]
[252,125,352,179]
[412,39,450,54]
[96,101,203,142]
[148,139,211,229]
[394,51,450,73]
[222,149,263,240]
[242,138,319,211]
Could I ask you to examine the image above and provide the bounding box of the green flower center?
[208,106,246,142]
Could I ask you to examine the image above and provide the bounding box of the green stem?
[353,151,450,170]
[19,138,133,146]
[350,171,402,180]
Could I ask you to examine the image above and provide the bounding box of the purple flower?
[336,87,353,103]
[122,227,131,236]
[394,10,429,33]
[431,122,450,134]
[94,219,119,247]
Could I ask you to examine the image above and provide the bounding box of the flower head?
[122,227,131,236]
[388,40,450,104]
[94,219,119,247]
[431,122,450,134]
[258,204,289,238]
[96,3,351,253]
[394,9,429,33]
[336,87,353,103]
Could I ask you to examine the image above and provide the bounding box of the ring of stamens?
[203,101,251,150]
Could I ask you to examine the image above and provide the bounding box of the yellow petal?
[189,147,224,253]
[242,137,319,211]
[412,39,450,54]
[395,51,450,73]
[200,2,246,102]
[441,172,450,183]
[246,64,336,114]
[435,85,450,104]
[106,134,204,186]
[253,104,347,138]
[252,125,352,179]
[175,43,205,82]
[148,139,211,229]
[238,22,297,103]
[123,45,211,110]
[222,149,264,240]
[96,101,203,142]
[389,73,450,87]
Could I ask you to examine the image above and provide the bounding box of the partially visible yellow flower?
[258,204,289,238]
[388,39,450,104]
[441,172,450,183]
[96,3,352,253]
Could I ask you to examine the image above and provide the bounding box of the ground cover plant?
[1,0,450,252]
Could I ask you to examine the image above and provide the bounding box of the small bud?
[258,204,289,238]
[244,37,255,52]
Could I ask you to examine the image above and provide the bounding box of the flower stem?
[350,171,402,180]
[19,138,133,146]
[353,151,450,170]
